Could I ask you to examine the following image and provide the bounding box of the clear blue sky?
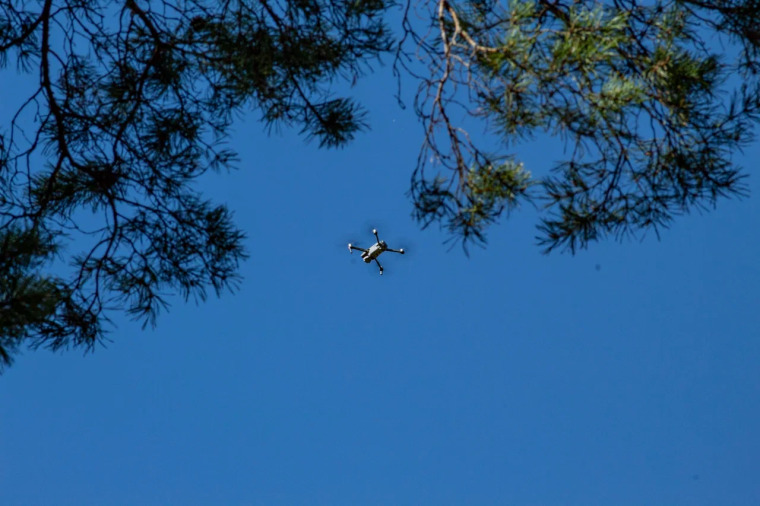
[2,38,760,505]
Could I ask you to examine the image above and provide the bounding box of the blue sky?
[2,28,760,506]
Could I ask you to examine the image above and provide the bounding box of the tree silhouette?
[0,0,390,369]
[405,0,757,251]
[2,0,758,369]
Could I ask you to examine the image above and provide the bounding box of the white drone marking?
[348,229,405,275]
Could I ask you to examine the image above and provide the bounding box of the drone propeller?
[389,235,415,258]
[341,235,364,261]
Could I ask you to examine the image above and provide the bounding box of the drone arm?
[373,258,384,275]
[348,244,368,253]
[385,247,405,254]
[372,228,381,243]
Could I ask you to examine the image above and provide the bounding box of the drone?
[348,229,405,275]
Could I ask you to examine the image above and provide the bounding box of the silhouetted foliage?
[403,0,756,252]
[2,0,758,369]
[0,0,390,369]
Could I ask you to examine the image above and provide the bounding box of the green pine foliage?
[410,0,757,252]
[2,0,759,369]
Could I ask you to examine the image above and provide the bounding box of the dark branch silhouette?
[0,0,391,369]
[2,0,759,369]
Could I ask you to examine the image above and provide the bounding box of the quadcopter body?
[348,229,405,275]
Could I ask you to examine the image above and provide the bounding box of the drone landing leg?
[374,258,384,275]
